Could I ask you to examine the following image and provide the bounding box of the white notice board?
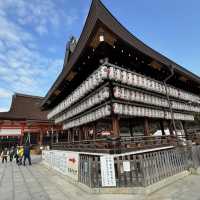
[100,155,116,187]
[123,161,130,172]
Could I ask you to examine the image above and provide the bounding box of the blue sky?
[0,0,200,112]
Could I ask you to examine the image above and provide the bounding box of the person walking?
[23,145,31,166]
[18,146,24,165]
[14,146,19,164]
[9,147,15,162]
[1,148,8,163]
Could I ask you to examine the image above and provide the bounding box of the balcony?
[52,135,183,154]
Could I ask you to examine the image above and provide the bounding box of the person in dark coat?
[14,146,19,164]
[9,147,15,162]
[23,145,31,166]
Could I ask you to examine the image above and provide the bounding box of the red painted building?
[0,93,59,149]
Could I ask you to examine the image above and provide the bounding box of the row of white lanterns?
[171,101,200,113]
[113,103,194,121]
[63,105,111,130]
[108,65,200,104]
[49,64,200,120]
[48,66,108,119]
[114,86,200,113]
[55,87,110,124]
[113,86,169,108]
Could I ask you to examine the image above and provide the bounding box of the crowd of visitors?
[0,145,31,166]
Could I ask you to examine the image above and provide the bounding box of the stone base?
[76,171,190,195]
[189,167,200,175]
[42,161,190,196]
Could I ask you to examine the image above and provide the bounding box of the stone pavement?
[0,155,200,200]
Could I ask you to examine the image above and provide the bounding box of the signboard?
[66,152,79,180]
[0,129,21,136]
[42,150,79,181]
[100,155,116,187]
[123,161,130,172]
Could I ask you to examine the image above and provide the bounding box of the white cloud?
[0,0,81,110]
[0,0,79,35]
[0,6,63,98]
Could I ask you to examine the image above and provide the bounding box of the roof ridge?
[14,93,44,99]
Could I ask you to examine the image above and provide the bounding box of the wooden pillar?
[66,131,68,142]
[112,115,120,138]
[160,120,165,136]
[72,129,74,142]
[168,121,174,136]
[56,131,59,143]
[181,121,188,138]
[144,118,149,136]
[93,122,96,140]
[129,119,133,137]
[39,130,43,145]
[20,123,25,145]
[79,127,82,141]
[84,127,88,140]
[67,130,70,142]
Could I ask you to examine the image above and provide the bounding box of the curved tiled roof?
[41,0,200,109]
[0,93,48,121]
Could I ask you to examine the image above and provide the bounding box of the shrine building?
[41,0,200,190]
[0,93,59,149]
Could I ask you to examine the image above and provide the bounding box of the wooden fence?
[78,145,200,188]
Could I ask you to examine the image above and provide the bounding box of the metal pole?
[163,65,178,137]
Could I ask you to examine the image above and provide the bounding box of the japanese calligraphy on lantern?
[100,155,116,187]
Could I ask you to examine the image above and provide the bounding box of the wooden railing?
[52,135,181,153]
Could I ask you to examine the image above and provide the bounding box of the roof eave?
[41,0,200,109]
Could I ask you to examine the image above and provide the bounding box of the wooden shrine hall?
[41,0,200,153]
[0,93,60,149]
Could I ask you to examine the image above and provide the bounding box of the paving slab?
[0,155,200,200]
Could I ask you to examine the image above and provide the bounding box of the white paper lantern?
[127,73,133,85]
[116,68,121,82]
[122,70,127,84]
[108,67,115,80]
